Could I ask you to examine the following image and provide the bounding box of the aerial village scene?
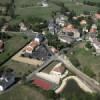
[0,0,100,100]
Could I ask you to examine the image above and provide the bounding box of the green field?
[0,0,99,20]
[0,32,31,66]
[15,0,60,20]
[0,84,48,100]
[0,0,100,100]
[67,42,100,82]
[14,0,99,20]
[0,0,10,4]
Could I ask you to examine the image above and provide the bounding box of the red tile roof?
[95,13,100,19]
[33,79,52,90]
[23,41,38,52]
[53,66,65,74]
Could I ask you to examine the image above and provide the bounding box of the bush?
[70,56,80,67]
[83,11,90,15]
[96,34,100,42]
[0,18,6,28]
[85,41,92,49]
[0,32,11,40]
[25,17,47,31]
[62,92,100,100]
[6,23,20,31]
[46,33,67,50]
[83,66,95,77]
[83,0,100,8]
[97,9,100,14]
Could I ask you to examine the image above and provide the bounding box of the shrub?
[46,33,67,50]
[83,66,95,77]
[25,17,47,31]
[85,41,92,49]
[70,56,80,67]
[96,33,100,42]
[6,23,20,31]
[0,18,6,28]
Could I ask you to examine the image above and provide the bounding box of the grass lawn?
[80,0,100,3]
[0,0,99,20]
[0,0,99,99]
[67,42,100,81]
[1,60,36,77]
[0,84,47,100]
[14,0,99,20]
[15,1,60,20]
[0,32,31,66]
[0,0,10,4]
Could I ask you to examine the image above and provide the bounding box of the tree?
[70,56,80,67]
[83,66,95,77]
[96,34,100,42]
[68,10,76,22]
[46,33,67,50]
[5,3,11,16]
[60,4,69,14]
[83,10,90,15]
[85,41,92,49]
[8,0,16,18]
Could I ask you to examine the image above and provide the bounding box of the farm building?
[89,34,100,54]
[58,24,80,44]
[41,0,48,7]
[33,63,68,91]
[21,32,54,61]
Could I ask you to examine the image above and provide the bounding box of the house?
[48,20,56,35]
[30,44,52,61]
[62,24,75,33]
[0,40,4,53]
[22,40,39,57]
[0,71,15,91]
[41,0,48,7]
[22,33,46,57]
[58,35,74,44]
[89,34,100,54]
[73,29,80,39]
[55,14,68,27]
[95,13,100,20]
[63,24,80,39]
[1,23,8,32]
[35,32,46,43]
[22,33,55,61]
[80,20,87,25]
[33,63,68,91]
[58,24,80,44]
[89,24,97,33]
[19,22,27,32]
